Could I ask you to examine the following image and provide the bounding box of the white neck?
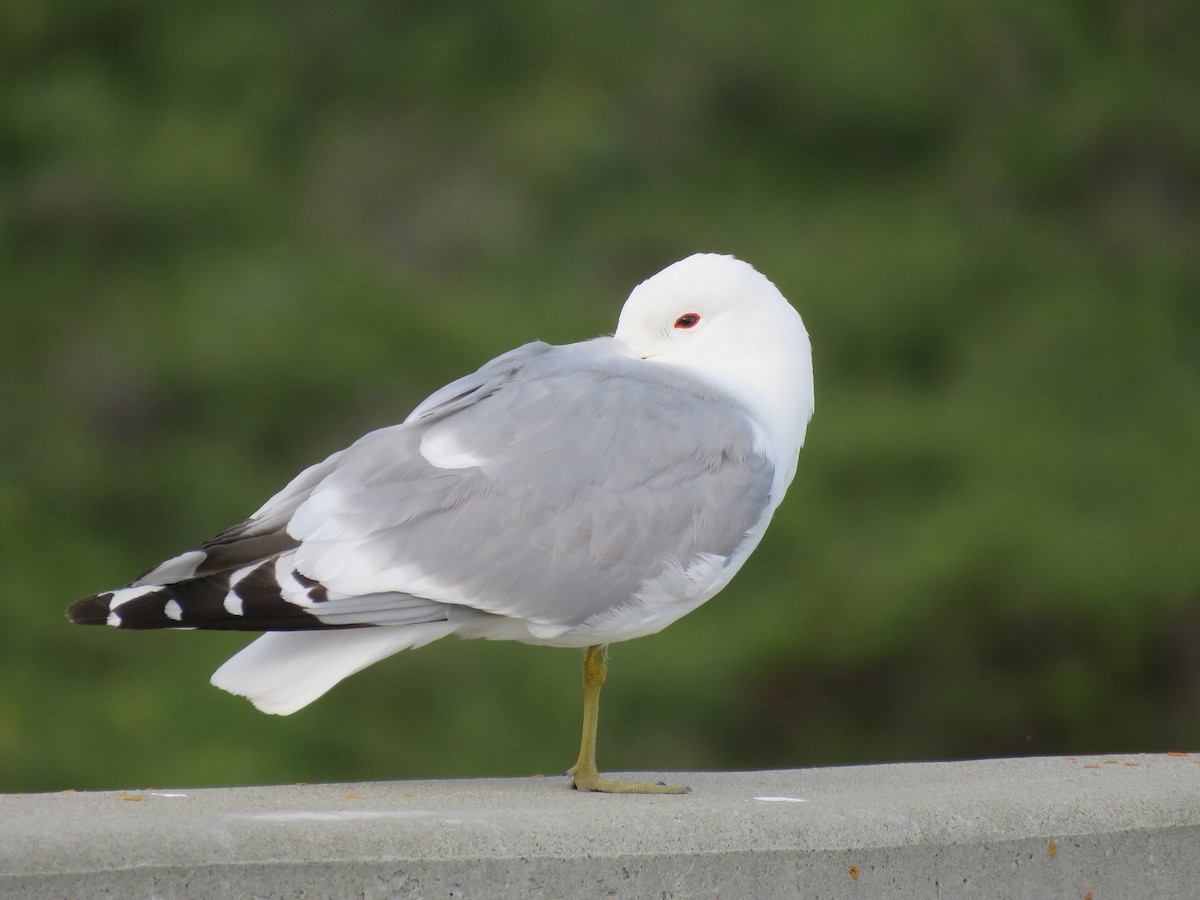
[677,350,811,481]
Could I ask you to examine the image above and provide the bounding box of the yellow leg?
[567,644,689,794]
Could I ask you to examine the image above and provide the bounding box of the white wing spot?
[276,558,306,597]
[108,584,164,610]
[141,549,207,583]
[106,610,122,627]
[224,592,245,616]
[419,427,487,470]
[229,564,259,588]
[164,600,183,622]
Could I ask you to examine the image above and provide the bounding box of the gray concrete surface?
[2,753,1198,898]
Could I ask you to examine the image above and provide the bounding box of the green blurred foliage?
[2,0,1198,792]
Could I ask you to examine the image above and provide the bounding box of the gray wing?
[71,339,774,633]
[285,338,775,628]
[403,341,555,423]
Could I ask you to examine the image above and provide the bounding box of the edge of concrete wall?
[3,753,1198,898]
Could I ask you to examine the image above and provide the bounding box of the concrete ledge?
[3,754,1198,898]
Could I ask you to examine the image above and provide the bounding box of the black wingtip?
[67,593,113,626]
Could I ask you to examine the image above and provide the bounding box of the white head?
[616,254,801,359]
[614,253,814,468]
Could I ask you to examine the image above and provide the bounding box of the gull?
[68,253,815,793]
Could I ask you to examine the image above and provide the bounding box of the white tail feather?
[210,624,458,715]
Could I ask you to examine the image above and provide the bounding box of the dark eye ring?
[674,313,701,329]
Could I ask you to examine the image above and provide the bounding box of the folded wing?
[68,339,775,639]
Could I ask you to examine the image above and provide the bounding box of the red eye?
[674,313,701,329]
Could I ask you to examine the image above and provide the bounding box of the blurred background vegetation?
[2,1,1198,793]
